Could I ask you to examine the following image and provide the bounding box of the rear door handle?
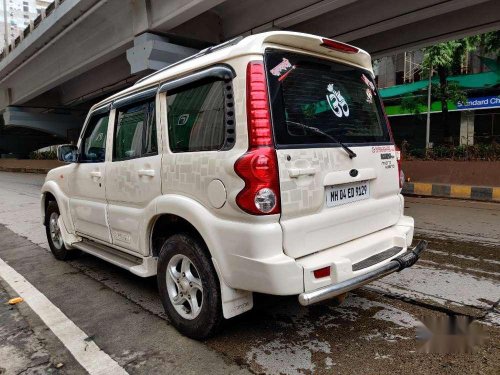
[288,167,317,178]
[90,171,102,179]
[138,169,155,177]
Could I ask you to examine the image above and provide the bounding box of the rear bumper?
[218,215,414,296]
[298,240,427,305]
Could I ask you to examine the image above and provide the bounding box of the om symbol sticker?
[326,83,349,118]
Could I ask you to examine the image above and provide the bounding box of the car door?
[69,105,112,243]
[105,88,162,255]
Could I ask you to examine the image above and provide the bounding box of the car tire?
[45,201,81,261]
[157,233,223,340]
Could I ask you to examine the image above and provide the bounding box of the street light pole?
[2,0,8,54]
[425,64,433,149]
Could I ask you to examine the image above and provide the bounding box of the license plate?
[325,181,370,207]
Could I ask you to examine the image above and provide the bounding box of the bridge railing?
[1,0,64,61]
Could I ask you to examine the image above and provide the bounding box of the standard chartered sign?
[457,95,500,110]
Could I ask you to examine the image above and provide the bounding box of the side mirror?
[57,144,78,163]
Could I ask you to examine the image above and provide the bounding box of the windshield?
[265,49,391,147]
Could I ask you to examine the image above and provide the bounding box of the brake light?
[320,38,359,54]
[246,61,273,147]
[234,61,281,215]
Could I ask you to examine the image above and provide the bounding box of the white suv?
[41,31,426,339]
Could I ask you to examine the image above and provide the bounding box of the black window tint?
[167,81,225,152]
[113,100,157,161]
[265,50,391,147]
[80,113,109,162]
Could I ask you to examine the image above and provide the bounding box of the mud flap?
[57,216,81,250]
[212,258,253,319]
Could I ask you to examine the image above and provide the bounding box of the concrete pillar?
[459,111,474,145]
[126,33,198,75]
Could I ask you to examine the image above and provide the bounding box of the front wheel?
[45,201,80,260]
[157,233,223,340]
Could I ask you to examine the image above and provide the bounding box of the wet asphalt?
[0,171,498,374]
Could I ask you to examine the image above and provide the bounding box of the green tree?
[421,31,499,144]
[422,40,471,143]
[477,31,500,55]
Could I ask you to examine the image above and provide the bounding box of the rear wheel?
[157,233,223,340]
[45,201,80,260]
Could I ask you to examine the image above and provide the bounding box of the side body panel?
[159,56,259,223]
[106,157,161,254]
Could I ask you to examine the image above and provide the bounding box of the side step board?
[72,239,157,277]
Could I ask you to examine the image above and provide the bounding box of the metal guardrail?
[1,0,64,61]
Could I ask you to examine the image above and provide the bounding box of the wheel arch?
[41,181,73,233]
[148,195,218,259]
[41,191,57,226]
[150,213,208,258]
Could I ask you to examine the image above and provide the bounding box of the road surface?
[0,171,498,374]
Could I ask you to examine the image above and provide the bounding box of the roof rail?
[134,36,244,85]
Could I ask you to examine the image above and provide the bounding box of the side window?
[113,100,157,161]
[167,80,226,152]
[80,112,109,163]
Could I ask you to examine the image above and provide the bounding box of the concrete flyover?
[0,0,498,154]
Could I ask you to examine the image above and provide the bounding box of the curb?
[0,167,50,174]
[403,182,500,202]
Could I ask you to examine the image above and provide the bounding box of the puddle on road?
[374,264,500,310]
[209,293,425,375]
[246,337,330,375]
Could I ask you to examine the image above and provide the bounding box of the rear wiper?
[286,121,357,159]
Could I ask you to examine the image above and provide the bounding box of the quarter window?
[167,80,225,152]
[80,112,109,163]
[113,100,157,161]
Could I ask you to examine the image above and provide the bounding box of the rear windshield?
[265,49,391,147]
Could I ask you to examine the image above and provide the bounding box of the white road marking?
[0,257,128,375]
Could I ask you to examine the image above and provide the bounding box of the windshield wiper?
[286,121,357,159]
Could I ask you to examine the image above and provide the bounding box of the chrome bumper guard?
[298,240,428,306]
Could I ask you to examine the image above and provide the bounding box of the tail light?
[234,61,281,215]
[320,38,359,54]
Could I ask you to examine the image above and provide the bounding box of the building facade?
[375,48,499,149]
[0,0,48,51]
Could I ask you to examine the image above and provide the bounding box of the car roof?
[90,31,373,112]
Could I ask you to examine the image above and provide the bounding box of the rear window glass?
[265,50,391,147]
